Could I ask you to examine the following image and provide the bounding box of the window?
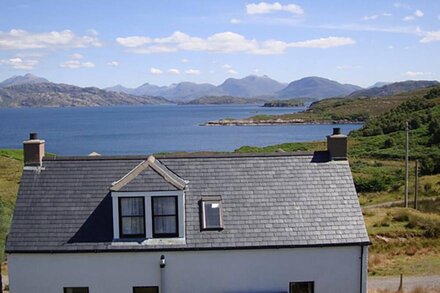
[133,287,159,293]
[201,196,223,230]
[289,282,314,293]
[112,191,185,240]
[152,196,178,237]
[64,288,89,293]
[119,197,146,238]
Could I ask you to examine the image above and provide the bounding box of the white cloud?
[227,69,238,75]
[116,31,355,55]
[0,57,39,69]
[150,67,163,75]
[222,64,232,69]
[246,2,304,15]
[403,9,424,21]
[168,68,180,75]
[363,15,378,21]
[230,18,242,24]
[414,9,424,17]
[420,30,440,43]
[404,71,432,77]
[107,61,119,67]
[288,36,355,48]
[181,58,189,63]
[185,69,200,75]
[0,29,101,50]
[253,68,260,73]
[116,36,151,47]
[60,60,95,69]
[383,13,392,17]
[69,53,83,59]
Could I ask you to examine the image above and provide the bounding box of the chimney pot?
[29,132,38,140]
[327,128,348,160]
[23,133,45,166]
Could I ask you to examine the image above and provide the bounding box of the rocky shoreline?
[202,118,363,126]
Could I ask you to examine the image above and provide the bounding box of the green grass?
[0,150,22,262]
[365,205,440,276]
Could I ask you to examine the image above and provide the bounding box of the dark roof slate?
[6,152,369,253]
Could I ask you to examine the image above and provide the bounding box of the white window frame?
[201,196,223,230]
[112,191,185,240]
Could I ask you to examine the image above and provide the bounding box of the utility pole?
[414,160,419,210]
[404,121,409,208]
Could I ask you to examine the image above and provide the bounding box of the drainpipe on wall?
[360,245,366,293]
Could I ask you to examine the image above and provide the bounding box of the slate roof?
[6,152,369,253]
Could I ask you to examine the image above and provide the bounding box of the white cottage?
[6,129,369,293]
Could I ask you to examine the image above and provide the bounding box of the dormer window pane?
[152,196,178,237]
[205,202,221,227]
[201,197,223,230]
[119,197,145,238]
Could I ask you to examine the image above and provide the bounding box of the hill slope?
[183,96,267,105]
[0,83,170,108]
[0,73,49,88]
[349,80,439,98]
[276,76,362,99]
[218,75,286,97]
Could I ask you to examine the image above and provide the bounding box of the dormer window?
[112,191,185,240]
[110,156,187,241]
[119,197,146,238]
[201,196,223,230]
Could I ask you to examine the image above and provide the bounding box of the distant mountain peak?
[276,76,362,99]
[0,73,49,88]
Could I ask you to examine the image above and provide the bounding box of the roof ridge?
[43,151,317,161]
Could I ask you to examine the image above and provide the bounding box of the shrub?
[424,87,440,100]
[383,138,394,148]
[424,182,433,193]
[354,175,391,193]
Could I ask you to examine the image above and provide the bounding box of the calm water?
[0,105,361,155]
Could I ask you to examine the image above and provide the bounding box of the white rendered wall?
[8,245,367,293]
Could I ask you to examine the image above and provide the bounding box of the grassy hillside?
[0,150,22,262]
[245,87,436,123]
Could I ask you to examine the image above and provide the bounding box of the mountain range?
[349,80,439,98]
[106,75,361,101]
[0,75,170,108]
[0,73,438,108]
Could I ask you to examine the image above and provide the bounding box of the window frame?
[63,288,89,293]
[151,196,179,238]
[200,196,223,231]
[111,191,185,240]
[133,286,159,293]
[289,281,314,293]
[118,196,146,239]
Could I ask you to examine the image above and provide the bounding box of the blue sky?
[0,0,439,88]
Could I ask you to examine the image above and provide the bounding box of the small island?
[262,98,316,108]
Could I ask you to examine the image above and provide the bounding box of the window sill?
[112,237,186,246]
